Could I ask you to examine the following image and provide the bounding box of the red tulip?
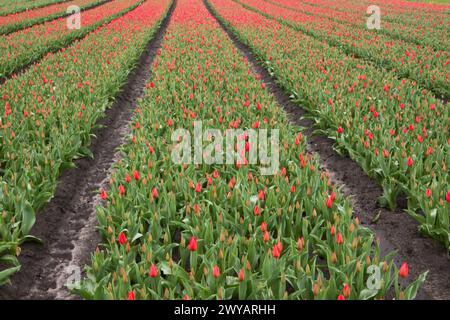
[133,170,140,181]
[263,231,269,242]
[258,190,265,200]
[100,190,107,200]
[213,265,220,278]
[238,269,245,281]
[118,232,127,245]
[336,233,344,245]
[118,184,125,196]
[337,294,345,300]
[290,185,295,193]
[326,196,333,209]
[272,244,281,258]
[149,264,158,278]
[343,283,350,297]
[407,157,413,167]
[152,187,158,199]
[195,182,202,193]
[337,127,343,134]
[127,291,135,300]
[183,295,189,300]
[125,174,131,184]
[212,170,219,179]
[399,262,409,278]
[188,236,198,251]
[260,221,267,232]
[425,188,431,198]
[446,191,450,203]
[254,205,261,216]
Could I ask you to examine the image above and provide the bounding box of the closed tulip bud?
[343,283,350,297]
[258,190,265,200]
[326,196,333,209]
[446,191,450,203]
[399,262,408,278]
[152,187,158,199]
[337,294,345,300]
[330,225,336,236]
[213,265,220,278]
[238,269,245,281]
[407,157,413,167]
[366,255,371,265]
[297,237,304,251]
[260,222,267,232]
[263,231,269,242]
[195,182,202,193]
[253,205,260,216]
[313,283,319,296]
[331,252,337,264]
[336,233,344,245]
[356,260,361,273]
[118,232,127,245]
[127,291,135,300]
[100,190,107,200]
[149,264,158,278]
[188,236,198,251]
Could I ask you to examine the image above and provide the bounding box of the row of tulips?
[0,0,108,35]
[207,0,450,248]
[302,0,450,25]
[0,0,144,80]
[0,0,70,16]
[77,0,426,300]
[265,0,449,52]
[237,0,450,100]
[0,0,172,285]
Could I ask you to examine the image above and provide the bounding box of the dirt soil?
[204,0,450,300]
[0,0,177,300]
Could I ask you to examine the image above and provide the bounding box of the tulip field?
[0,0,449,301]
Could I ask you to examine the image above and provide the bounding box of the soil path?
[0,0,177,300]
[204,0,450,300]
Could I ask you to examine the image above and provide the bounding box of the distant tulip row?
[0,0,144,80]
[0,0,68,16]
[76,0,426,300]
[265,0,450,52]
[207,0,449,248]
[0,0,105,35]
[236,0,450,99]
[0,0,172,285]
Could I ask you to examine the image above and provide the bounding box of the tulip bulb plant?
[76,0,427,300]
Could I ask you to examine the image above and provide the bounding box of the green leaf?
[21,201,36,236]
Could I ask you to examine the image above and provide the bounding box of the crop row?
[0,0,108,35]
[302,0,450,25]
[0,0,144,80]
[76,0,426,300]
[0,0,70,16]
[264,0,449,52]
[0,0,172,285]
[207,0,450,248]
[236,0,450,100]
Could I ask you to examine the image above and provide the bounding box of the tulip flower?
[188,236,198,251]
[446,191,450,203]
[149,264,158,278]
[399,262,409,278]
[213,265,220,278]
[407,157,413,167]
[337,295,345,300]
[238,269,245,281]
[336,233,344,245]
[118,184,125,197]
[100,190,107,200]
[133,170,140,181]
[343,283,350,297]
[127,291,135,300]
[118,232,127,245]
[152,187,158,199]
